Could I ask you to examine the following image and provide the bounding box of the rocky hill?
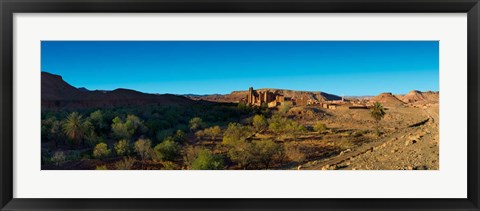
[369,91,439,107]
[398,90,439,104]
[369,92,406,107]
[41,72,195,109]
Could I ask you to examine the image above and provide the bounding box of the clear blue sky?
[41,41,439,96]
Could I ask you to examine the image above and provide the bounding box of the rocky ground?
[298,105,439,170]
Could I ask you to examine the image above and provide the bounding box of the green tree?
[222,123,252,146]
[153,138,181,162]
[204,126,222,140]
[189,117,204,131]
[253,139,281,169]
[89,110,107,133]
[183,145,201,168]
[114,139,130,156]
[222,123,257,169]
[191,149,224,170]
[252,114,268,132]
[63,112,87,146]
[111,116,131,140]
[227,141,257,169]
[83,120,101,147]
[268,114,305,138]
[93,143,111,159]
[268,114,288,134]
[125,114,147,136]
[111,115,146,140]
[42,117,65,146]
[370,102,386,135]
[50,120,65,146]
[134,138,152,167]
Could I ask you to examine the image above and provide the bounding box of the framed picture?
[1,0,479,210]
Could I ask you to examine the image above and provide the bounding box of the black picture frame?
[1,0,479,210]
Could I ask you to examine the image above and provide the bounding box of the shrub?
[114,157,136,170]
[114,139,130,156]
[189,117,204,131]
[203,126,222,140]
[51,151,66,166]
[162,161,179,170]
[191,149,224,170]
[183,145,201,167]
[93,143,111,159]
[314,122,327,132]
[134,138,152,162]
[284,143,305,163]
[153,138,181,161]
[95,165,108,170]
[333,138,355,150]
[252,114,268,132]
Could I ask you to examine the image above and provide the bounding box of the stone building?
[246,87,287,108]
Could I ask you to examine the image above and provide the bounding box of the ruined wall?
[246,87,286,107]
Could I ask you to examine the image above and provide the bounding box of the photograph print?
[41,41,439,170]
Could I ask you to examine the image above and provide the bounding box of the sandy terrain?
[297,104,439,170]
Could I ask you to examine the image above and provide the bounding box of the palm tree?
[63,112,86,146]
[370,102,386,136]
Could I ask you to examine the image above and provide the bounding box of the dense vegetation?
[41,100,384,170]
[41,102,323,170]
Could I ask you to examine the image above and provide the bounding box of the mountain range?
[41,71,438,109]
[42,72,194,109]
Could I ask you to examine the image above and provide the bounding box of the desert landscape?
[41,72,439,170]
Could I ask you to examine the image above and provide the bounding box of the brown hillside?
[41,72,85,101]
[369,92,405,107]
[41,72,194,109]
[399,90,439,104]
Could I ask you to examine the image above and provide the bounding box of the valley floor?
[42,102,439,170]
